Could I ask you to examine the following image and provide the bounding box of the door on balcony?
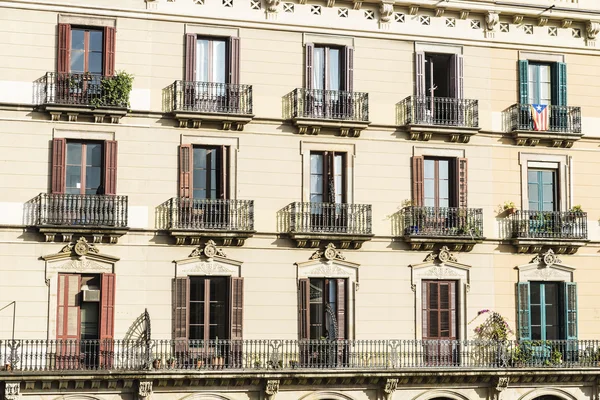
[527,63,552,106]
[422,280,458,366]
[68,28,104,102]
[66,142,103,195]
[310,151,346,233]
[422,158,456,235]
[527,168,558,236]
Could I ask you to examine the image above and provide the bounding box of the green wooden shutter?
[564,282,577,340]
[552,62,567,106]
[518,60,529,105]
[517,282,531,341]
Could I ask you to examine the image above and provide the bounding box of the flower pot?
[153,359,161,369]
[196,359,204,368]
[504,207,516,216]
[212,356,224,369]
[289,360,298,369]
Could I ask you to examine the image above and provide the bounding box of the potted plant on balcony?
[212,337,225,370]
[90,70,134,109]
[402,199,424,235]
[502,201,517,216]
[152,356,162,369]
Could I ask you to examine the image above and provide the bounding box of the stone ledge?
[512,238,589,254]
[168,229,255,246]
[172,111,254,130]
[292,117,370,137]
[402,235,485,251]
[40,104,127,123]
[287,232,374,249]
[402,124,481,143]
[37,227,129,244]
[511,130,583,147]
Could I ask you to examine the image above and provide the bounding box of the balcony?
[511,210,588,253]
[504,103,582,147]
[397,96,480,142]
[280,202,373,248]
[163,198,255,246]
[286,88,370,136]
[37,72,129,123]
[167,81,254,130]
[30,193,129,243]
[399,206,484,251]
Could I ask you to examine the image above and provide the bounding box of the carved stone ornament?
[5,382,20,400]
[383,378,399,400]
[138,381,153,399]
[496,376,509,392]
[310,243,345,261]
[532,249,562,267]
[485,11,499,31]
[60,237,100,256]
[587,21,600,40]
[265,379,280,400]
[379,1,394,23]
[266,0,280,13]
[189,240,227,259]
[424,246,458,264]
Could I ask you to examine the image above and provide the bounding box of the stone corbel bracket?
[5,382,21,400]
[138,381,153,400]
[485,11,499,38]
[379,1,394,28]
[382,378,399,400]
[265,379,280,400]
[265,0,280,18]
[586,20,600,46]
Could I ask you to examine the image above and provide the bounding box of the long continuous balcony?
[397,96,480,142]
[168,80,254,130]
[164,198,255,246]
[2,339,600,372]
[400,206,484,251]
[37,72,129,123]
[287,89,370,136]
[504,103,582,147]
[511,210,588,253]
[281,202,373,248]
[31,193,129,243]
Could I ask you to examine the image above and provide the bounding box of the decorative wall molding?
[383,378,398,400]
[265,0,280,17]
[517,251,575,282]
[485,11,499,38]
[265,380,280,400]
[138,381,153,400]
[310,243,346,262]
[5,382,20,400]
[493,376,509,400]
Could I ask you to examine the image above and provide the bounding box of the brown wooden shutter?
[305,43,314,90]
[229,277,244,340]
[229,36,241,85]
[298,278,310,340]
[179,144,193,198]
[411,156,425,206]
[415,51,426,97]
[421,281,428,339]
[103,26,116,77]
[344,46,354,92]
[99,273,116,368]
[336,279,346,340]
[185,33,197,81]
[449,54,464,99]
[57,273,81,340]
[455,157,468,208]
[219,146,228,199]
[51,138,66,194]
[57,23,71,74]
[173,277,189,351]
[449,281,457,340]
[103,140,118,195]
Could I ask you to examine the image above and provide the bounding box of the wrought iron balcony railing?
[170,81,253,114]
[167,198,254,231]
[402,206,484,238]
[397,96,479,127]
[505,103,582,133]
[512,210,588,240]
[289,88,369,121]
[39,72,128,108]
[2,339,600,372]
[34,193,128,228]
[284,202,372,235]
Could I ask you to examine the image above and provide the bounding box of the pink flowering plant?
[469,309,514,342]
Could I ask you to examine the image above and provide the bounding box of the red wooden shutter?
[344,46,354,92]
[103,26,116,76]
[305,43,314,90]
[51,138,66,194]
[185,33,197,81]
[449,54,464,99]
[415,51,426,97]
[421,281,428,339]
[298,278,310,340]
[336,279,346,340]
[449,281,457,340]
[99,273,116,368]
[173,277,189,352]
[219,146,228,200]
[229,277,244,340]
[57,24,71,74]
[229,36,241,85]
[179,144,193,198]
[57,273,81,340]
[455,157,468,208]
[412,156,425,206]
[103,140,118,195]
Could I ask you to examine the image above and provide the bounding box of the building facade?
[1,0,600,399]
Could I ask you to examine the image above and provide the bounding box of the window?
[305,43,353,92]
[415,51,463,99]
[299,278,347,340]
[57,23,115,76]
[528,63,552,105]
[310,151,346,204]
[179,145,229,200]
[422,280,457,340]
[412,156,467,208]
[518,60,567,107]
[184,34,240,84]
[528,168,557,212]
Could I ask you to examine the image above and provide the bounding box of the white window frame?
[519,153,570,212]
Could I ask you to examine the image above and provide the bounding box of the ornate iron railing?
[170,80,253,114]
[289,88,369,121]
[284,202,372,235]
[2,339,600,371]
[402,206,484,238]
[35,193,128,227]
[511,210,588,240]
[505,103,582,133]
[39,72,128,108]
[167,198,254,231]
[397,96,479,127]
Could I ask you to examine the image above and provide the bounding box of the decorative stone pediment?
[175,240,242,277]
[310,243,345,262]
[42,237,119,280]
[297,246,359,283]
[517,249,575,282]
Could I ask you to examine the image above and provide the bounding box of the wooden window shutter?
[517,282,531,341]
[455,157,468,208]
[99,273,116,368]
[305,43,314,90]
[51,138,66,194]
[57,273,81,340]
[103,26,116,76]
[185,33,197,81]
[229,277,244,340]
[179,144,193,198]
[415,51,426,97]
[552,62,568,107]
[449,54,464,99]
[336,279,346,340]
[518,60,529,104]
[298,278,310,340]
[344,46,354,92]
[229,36,241,85]
[564,282,578,340]
[219,146,228,200]
[449,281,457,340]
[173,277,190,351]
[421,281,428,339]
[57,23,71,74]
[103,140,118,195]
[411,156,425,206]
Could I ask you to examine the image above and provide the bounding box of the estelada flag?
[530,104,549,131]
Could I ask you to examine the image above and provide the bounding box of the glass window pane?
[213,40,226,83]
[189,325,204,340]
[194,148,207,169]
[439,181,449,200]
[542,184,554,202]
[71,30,85,50]
[438,160,448,179]
[439,198,449,208]
[310,194,323,203]
[193,189,207,199]
[189,302,205,325]
[329,48,340,91]
[67,143,82,165]
[539,65,551,82]
[197,39,209,82]
[528,184,539,203]
[311,153,323,174]
[89,31,103,52]
[424,180,435,199]
[70,51,84,73]
[313,48,325,90]
[424,159,435,179]
[85,166,101,193]
[527,170,539,184]
[424,198,435,207]
[66,166,81,191]
[194,172,207,191]
[87,144,103,167]
[311,175,323,194]
[88,52,103,74]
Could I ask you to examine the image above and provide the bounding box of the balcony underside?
[402,124,481,143]
[168,229,255,246]
[511,130,583,147]
[287,232,374,249]
[512,238,589,254]
[37,226,129,244]
[402,235,484,251]
[292,117,370,137]
[40,104,127,124]
[172,111,254,130]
